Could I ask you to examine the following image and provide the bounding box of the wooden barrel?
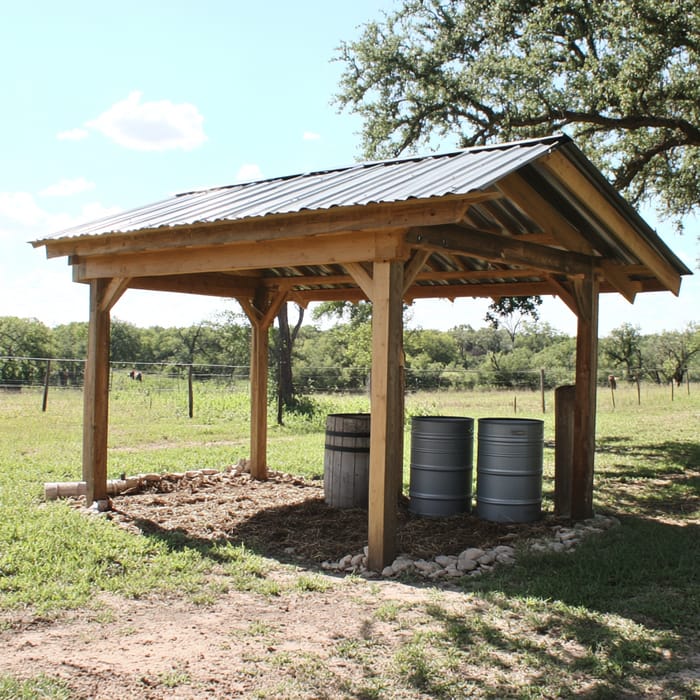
[324,413,370,509]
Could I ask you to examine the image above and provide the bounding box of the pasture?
[0,380,698,698]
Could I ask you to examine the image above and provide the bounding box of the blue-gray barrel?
[409,416,474,517]
[324,413,370,509]
[476,418,544,523]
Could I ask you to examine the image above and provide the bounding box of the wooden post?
[188,364,194,418]
[239,288,288,482]
[83,279,111,505]
[636,374,641,405]
[367,261,404,572]
[249,318,269,479]
[540,368,546,414]
[554,385,575,518]
[42,359,51,412]
[571,274,599,520]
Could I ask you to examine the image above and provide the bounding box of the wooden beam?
[403,250,431,294]
[407,225,597,278]
[83,279,111,505]
[130,273,261,298]
[367,261,404,572]
[40,194,491,259]
[599,260,641,303]
[99,277,130,312]
[540,150,681,295]
[72,230,409,281]
[344,262,374,299]
[571,272,599,520]
[497,172,594,254]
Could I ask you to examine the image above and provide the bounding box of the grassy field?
[0,379,698,698]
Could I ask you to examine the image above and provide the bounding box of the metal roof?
[39,135,563,242]
[33,134,691,304]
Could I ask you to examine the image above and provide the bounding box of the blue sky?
[1,0,697,337]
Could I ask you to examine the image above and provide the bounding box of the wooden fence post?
[540,368,546,414]
[188,364,194,418]
[42,359,51,412]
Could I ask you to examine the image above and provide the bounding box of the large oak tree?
[336,0,699,226]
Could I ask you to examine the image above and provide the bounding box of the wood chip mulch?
[104,470,561,566]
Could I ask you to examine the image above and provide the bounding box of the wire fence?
[1,356,694,415]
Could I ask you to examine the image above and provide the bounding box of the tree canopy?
[336,0,699,225]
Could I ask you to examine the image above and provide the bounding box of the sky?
[1,0,697,338]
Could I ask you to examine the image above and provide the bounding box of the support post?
[83,279,111,505]
[249,317,269,479]
[367,261,404,572]
[554,384,575,518]
[571,274,599,520]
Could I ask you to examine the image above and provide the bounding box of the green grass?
[0,380,698,697]
[0,674,71,700]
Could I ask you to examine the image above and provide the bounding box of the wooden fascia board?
[72,230,410,281]
[540,150,681,295]
[497,172,594,254]
[407,224,596,278]
[38,193,490,260]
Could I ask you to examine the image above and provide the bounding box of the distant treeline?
[1,314,698,392]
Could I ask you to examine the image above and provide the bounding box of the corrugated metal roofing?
[39,136,562,242]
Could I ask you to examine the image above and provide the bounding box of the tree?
[0,316,52,383]
[274,303,304,424]
[336,0,699,225]
[644,323,700,384]
[602,323,643,379]
[484,296,543,347]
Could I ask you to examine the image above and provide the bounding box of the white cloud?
[236,164,263,182]
[303,131,321,141]
[86,91,207,151]
[57,128,89,141]
[0,191,121,241]
[40,177,96,197]
[0,192,45,227]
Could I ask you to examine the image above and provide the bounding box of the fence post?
[188,364,194,418]
[42,359,51,412]
[540,368,546,414]
[554,384,575,518]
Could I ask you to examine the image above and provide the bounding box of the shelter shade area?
[33,135,690,571]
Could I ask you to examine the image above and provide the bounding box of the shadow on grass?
[468,516,700,631]
[596,438,700,477]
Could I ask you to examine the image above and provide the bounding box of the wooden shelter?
[33,135,690,571]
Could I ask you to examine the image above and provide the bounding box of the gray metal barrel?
[324,413,370,508]
[476,418,544,523]
[409,416,474,517]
